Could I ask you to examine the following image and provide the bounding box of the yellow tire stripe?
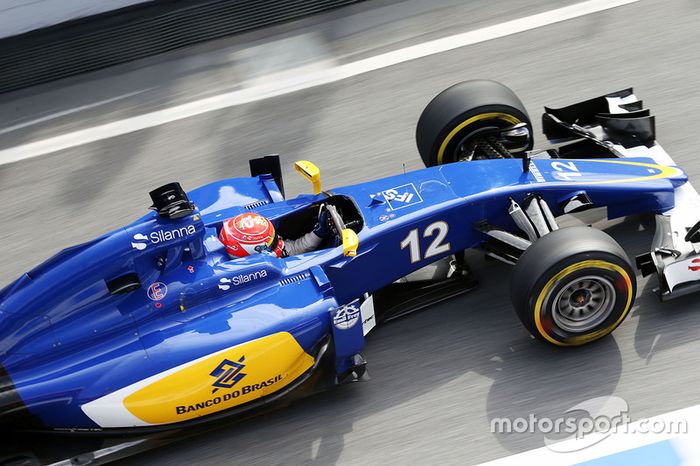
[533,260,633,346]
[436,112,521,165]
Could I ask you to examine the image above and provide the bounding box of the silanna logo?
[218,270,268,290]
[131,225,197,250]
[210,357,247,393]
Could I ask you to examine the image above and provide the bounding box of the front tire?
[416,80,533,167]
[510,227,636,346]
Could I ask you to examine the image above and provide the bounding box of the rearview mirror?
[685,220,700,244]
[294,160,322,195]
[342,229,359,257]
[500,122,532,154]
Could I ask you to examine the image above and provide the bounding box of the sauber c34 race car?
[1,80,699,436]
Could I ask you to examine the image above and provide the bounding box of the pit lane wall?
[0,0,153,39]
[0,0,364,95]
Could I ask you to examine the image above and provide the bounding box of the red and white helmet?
[219,212,284,258]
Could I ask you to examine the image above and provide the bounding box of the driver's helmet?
[219,212,284,258]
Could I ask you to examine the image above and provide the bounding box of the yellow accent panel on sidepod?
[124,332,314,424]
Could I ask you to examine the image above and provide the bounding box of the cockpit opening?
[276,195,363,242]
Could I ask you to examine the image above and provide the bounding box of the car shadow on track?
[598,214,700,363]
[633,287,700,362]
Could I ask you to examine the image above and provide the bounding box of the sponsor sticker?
[360,295,376,336]
[333,300,361,330]
[131,225,197,250]
[175,374,283,416]
[210,357,247,393]
[218,270,268,291]
[529,161,546,183]
[689,258,700,272]
[131,233,148,250]
[381,183,423,211]
[664,256,700,292]
[147,282,168,301]
[116,332,314,425]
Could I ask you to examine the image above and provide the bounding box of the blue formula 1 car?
[2,80,700,435]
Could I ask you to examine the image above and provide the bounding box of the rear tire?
[510,227,636,346]
[416,80,533,167]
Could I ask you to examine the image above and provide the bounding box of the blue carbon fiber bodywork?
[0,157,687,430]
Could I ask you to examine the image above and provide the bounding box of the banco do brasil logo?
[210,356,247,393]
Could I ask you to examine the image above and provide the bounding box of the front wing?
[543,89,700,300]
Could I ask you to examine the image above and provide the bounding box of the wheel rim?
[550,275,617,333]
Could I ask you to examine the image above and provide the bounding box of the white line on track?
[0,0,641,166]
[0,88,150,136]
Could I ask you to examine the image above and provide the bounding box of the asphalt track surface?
[1,0,700,464]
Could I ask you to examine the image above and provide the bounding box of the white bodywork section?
[588,95,700,295]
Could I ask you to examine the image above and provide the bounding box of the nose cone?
[0,365,42,431]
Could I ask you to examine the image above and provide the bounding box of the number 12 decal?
[400,221,451,263]
[551,160,582,181]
